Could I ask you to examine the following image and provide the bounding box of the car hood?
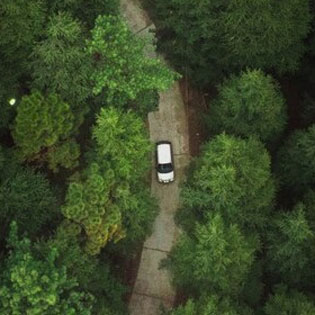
[158,171,174,183]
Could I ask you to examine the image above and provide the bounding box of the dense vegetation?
[2,0,315,314]
[143,0,315,314]
[0,0,175,313]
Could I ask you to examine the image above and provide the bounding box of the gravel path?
[120,1,190,314]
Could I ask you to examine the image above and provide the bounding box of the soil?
[179,77,209,157]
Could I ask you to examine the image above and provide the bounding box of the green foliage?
[264,285,315,315]
[44,221,127,314]
[31,12,92,127]
[206,69,287,142]
[169,295,253,315]
[0,145,4,171]
[0,0,46,73]
[153,0,311,85]
[46,139,80,173]
[47,0,119,29]
[167,212,259,296]
[0,167,58,239]
[276,124,315,192]
[62,162,124,255]
[0,222,94,314]
[181,134,275,230]
[63,108,155,254]
[266,203,315,284]
[130,89,159,117]
[12,91,75,163]
[87,15,177,102]
[111,184,158,254]
[221,0,311,73]
[92,107,152,181]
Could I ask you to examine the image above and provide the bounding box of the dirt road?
[120,1,190,313]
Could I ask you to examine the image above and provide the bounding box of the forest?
[1,0,315,314]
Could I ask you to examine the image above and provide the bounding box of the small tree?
[87,15,177,103]
[12,91,80,172]
[206,69,287,142]
[169,295,253,315]
[92,107,152,181]
[167,213,259,296]
[31,12,92,128]
[0,167,58,239]
[0,222,94,314]
[276,124,315,192]
[264,285,315,315]
[266,204,314,284]
[181,134,275,230]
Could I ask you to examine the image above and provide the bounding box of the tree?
[44,221,128,315]
[62,162,124,255]
[47,0,119,29]
[12,91,80,171]
[0,167,58,240]
[266,203,315,285]
[92,107,152,181]
[206,69,287,142]
[31,12,92,128]
[275,124,315,192]
[180,134,275,230]
[87,15,177,103]
[221,0,311,73]
[0,222,94,314]
[62,108,155,255]
[264,285,315,315]
[0,0,46,74]
[166,213,259,296]
[169,295,253,315]
[153,0,311,85]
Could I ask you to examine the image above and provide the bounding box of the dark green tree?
[169,295,253,315]
[266,203,315,285]
[276,124,315,192]
[0,222,94,314]
[87,15,177,103]
[264,285,315,315]
[167,213,259,296]
[153,0,311,85]
[181,134,275,230]
[206,69,287,142]
[47,0,119,29]
[0,167,58,239]
[0,0,46,74]
[31,12,92,128]
[44,221,127,314]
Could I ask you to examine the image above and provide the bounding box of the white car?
[156,141,174,183]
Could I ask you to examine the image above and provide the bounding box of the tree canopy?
[87,15,177,102]
[153,0,311,85]
[206,69,287,142]
[181,134,275,230]
[276,124,315,193]
[264,286,315,315]
[167,212,259,296]
[0,222,94,314]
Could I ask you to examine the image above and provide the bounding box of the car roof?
[157,142,172,164]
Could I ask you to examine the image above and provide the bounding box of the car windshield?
[157,163,173,173]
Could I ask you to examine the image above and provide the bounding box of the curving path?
[120,1,190,314]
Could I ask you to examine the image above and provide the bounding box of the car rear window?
[157,163,173,173]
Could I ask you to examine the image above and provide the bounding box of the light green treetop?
[87,15,177,102]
